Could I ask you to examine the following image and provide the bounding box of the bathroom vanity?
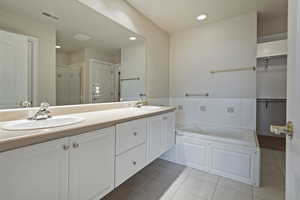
[0,105,175,200]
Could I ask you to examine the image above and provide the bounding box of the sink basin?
[128,106,162,113]
[138,106,162,111]
[1,116,85,131]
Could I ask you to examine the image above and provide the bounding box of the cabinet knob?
[133,132,138,136]
[73,143,79,148]
[63,144,70,151]
[132,161,137,165]
[163,116,168,120]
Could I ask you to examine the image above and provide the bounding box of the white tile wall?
[148,98,170,106]
[170,98,256,130]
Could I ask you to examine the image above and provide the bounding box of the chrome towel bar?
[120,77,140,81]
[210,66,256,74]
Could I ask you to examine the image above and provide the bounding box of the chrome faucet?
[135,94,146,108]
[29,102,52,120]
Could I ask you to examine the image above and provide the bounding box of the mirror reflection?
[0,0,146,109]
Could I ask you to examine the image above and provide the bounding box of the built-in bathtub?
[161,126,261,186]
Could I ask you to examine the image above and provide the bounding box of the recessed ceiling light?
[56,45,61,49]
[129,37,137,41]
[74,34,92,41]
[197,14,207,21]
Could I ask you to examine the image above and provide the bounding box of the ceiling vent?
[74,34,92,41]
[42,12,59,20]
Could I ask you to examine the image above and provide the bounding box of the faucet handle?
[40,102,50,110]
[20,101,31,108]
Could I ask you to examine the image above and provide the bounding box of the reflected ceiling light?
[129,36,137,41]
[56,45,61,49]
[197,14,207,21]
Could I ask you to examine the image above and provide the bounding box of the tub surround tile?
[170,98,256,130]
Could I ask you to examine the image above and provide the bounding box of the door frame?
[28,37,39,107]
[88,59,117,103]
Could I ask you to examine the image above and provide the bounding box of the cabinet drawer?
[115,144,146,187]
[116,119,147,155]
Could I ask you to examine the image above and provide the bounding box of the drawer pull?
[132,161,137,165]
[133,132,138,136]
[63,144,70,151]
[73,143,79,148]
[163,116,168,120]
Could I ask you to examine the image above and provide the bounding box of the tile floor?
[103,148,285,200]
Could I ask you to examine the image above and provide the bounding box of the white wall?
[170,13,257,99]
[0,9,56,105]
[77,0,170,100]
[257,56,287,99]
[69,49,85,64]
[121,42,146,100]
[84,48,119,64]
[56,51,69,66]
[169,13,257,130]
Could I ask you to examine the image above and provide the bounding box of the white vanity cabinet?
[0,138,69,200]
[0,110,176,200]
[0,127,115,200]
[162,112,176,152]
[115,119,147,186]
[114,112,175,186]
[147,112,176,163]
[69,127,115,200]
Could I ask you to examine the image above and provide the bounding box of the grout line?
[168,167,192,200]
[210,176,220,200]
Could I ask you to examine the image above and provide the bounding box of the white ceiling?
[0,0,144,53]
[126,0,288,34]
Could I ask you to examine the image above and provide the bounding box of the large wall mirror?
[0,0,146,109]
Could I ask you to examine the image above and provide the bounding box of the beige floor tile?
[218,177,253,193]
[213,185,252,200]
[260,173,285,187]
[123,172,153,192]
[172,190,209,200]
[189,168,219,183]
[253,184,285,200]
[158,168,191,200]
[177,176,217,199]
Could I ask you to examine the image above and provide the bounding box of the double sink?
[1,106,162,131]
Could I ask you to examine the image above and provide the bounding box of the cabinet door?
[162,112,175,152]
[147,115,164,163]
[0,138,69,200]
[69,127,115,200]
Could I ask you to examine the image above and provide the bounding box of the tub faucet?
[29,102,52,120]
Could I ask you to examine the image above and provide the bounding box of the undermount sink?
[138,106,162,111]
[1,116,85,131]
[128,106,162,113]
